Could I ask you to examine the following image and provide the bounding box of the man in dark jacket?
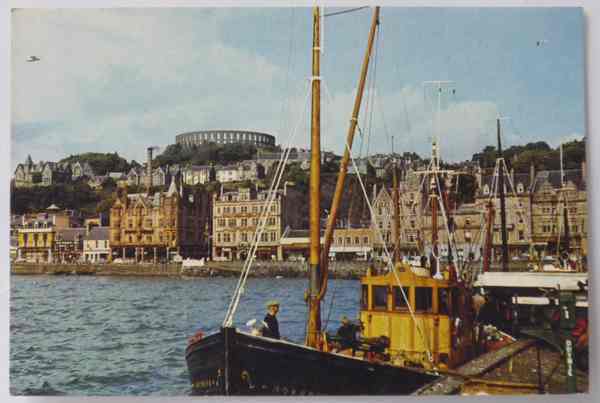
[263,300,280,339]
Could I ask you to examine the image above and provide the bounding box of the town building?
[529,166,587,257]
[279,227,374,261]
[83,226,110,263]
[13,156,71,188]
[109,180,210,262]
[212,187,285,261]
[54,228,87,263]
[16,222,55,263]
[183,165,215,186]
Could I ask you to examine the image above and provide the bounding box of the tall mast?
[307,6,322,348]
[319,7,380,299]
[558,143,571,256]
[392,137,401,262]
[497,118,509,272]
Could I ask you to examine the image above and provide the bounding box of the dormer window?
[483,185,490,195]
[517,183,524,193]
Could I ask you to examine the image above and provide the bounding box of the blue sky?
[11,7,585,168]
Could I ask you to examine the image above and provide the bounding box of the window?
[518,230,525,241]
[228,219,236,227]
[241,233,248,242]
[241,206,247,213]
[363,236,369,244]
[260,233,268,242]
[438,288,450,315]
[241,218,247,227]
[346,237,351,244]
[354,237,360,245]
[217,233,221,242]
[393,287,410,310]
[373,286,388,310]
[415,287,433,312]
[270,232,277,242]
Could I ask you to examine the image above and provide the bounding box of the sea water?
[10,275,359,395]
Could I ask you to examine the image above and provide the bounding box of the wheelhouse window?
[415,287,433,312]
[438,288,450,315]
[373,286,388,310]
[361,285,368,309]
[393,287,410,310]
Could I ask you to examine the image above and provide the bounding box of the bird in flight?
[536,40,549,47]
[27,56,40,62]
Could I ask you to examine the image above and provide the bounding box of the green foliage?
[96,193,116,215]
[11,182,100,216]
[59,152,130,175]
[472,139,585,173]
[455,174,477,204]
[153,142,258,167]
[282,163,309,192]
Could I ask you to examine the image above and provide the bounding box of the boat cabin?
[359,263,475,370]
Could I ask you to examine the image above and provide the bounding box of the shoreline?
[9,261,376,280]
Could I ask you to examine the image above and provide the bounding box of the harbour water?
[10,275,360,395]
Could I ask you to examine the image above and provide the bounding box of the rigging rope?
[323,6,370,18]
[222,81,311,327]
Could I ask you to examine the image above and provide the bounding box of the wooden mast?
[319,7,380,300]
[307,6,322,348]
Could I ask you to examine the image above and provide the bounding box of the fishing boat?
[185,7,440,395]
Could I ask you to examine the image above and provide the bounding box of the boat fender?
[188,329,204,345]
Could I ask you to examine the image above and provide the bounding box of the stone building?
[212,187,285,261]
[71,161,95,180]
[473,171,533,260]
[529,167,587,257]
[176,129,275,148]
[13,156,71,188]
[183,165,215,185]
[109,180,210,262]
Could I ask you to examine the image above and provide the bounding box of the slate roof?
[84,226,109,241]
[531,169,585,193]
[55,228,86,242]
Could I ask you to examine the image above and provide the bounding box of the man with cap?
[262,300,280,339]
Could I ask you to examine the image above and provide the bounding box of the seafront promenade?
[10,260,376,279]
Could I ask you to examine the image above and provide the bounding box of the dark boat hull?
[185,327,439,395]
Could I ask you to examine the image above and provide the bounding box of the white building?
[83,227,110,263]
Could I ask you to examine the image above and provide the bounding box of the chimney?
[146,147,153,190]
[372,183,377,202]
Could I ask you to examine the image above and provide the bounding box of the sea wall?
[10,260,382,279]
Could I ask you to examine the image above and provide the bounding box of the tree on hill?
[153,142,261,167]
[471,139,585,173]
[59,152,131,175]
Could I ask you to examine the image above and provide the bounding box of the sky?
[10,6,585,169]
